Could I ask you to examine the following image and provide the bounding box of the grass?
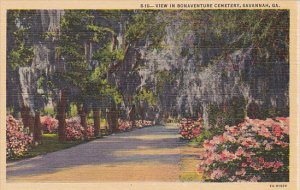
[188,129,213,147]
[179,157,203,181]
[8,134,83,161]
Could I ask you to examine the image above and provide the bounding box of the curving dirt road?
[7,123,192,182]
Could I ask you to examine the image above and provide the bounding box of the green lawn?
[8,134,83,161]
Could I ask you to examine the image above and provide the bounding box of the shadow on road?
[7,124,186,178]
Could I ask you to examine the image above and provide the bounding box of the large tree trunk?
[20,106,34,133]
[107,104,118,133]
[79,105,88,140]
[111,109,118,133]
[106,109,112,134]
[33,111,42,144]
[93,107,100,137]
[57,89,67,141]
[139,103,145,122]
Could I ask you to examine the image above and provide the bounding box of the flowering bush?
[136,120,154,128]
[117,120,153,131]
[179,118,202,140]
[86,124,95,138]
[118,119,133,132]
[198,117,289,182]
[40,116,58,134]
[6,115,33,158]
[65,117,94,141]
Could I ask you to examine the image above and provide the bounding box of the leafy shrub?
[247,101,289,120]
[6,115,33,158]
[65,117,94,141]
[198,117,289,182]
[190,129,213,146]
[207,98,246,135]
[40,116,58,134]
[179,118,202,140]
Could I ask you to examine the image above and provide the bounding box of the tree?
[7,10,44,143]
[53,10,120,139]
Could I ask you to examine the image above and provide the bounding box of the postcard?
[0,0,299,190]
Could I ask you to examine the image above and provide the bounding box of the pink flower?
[274,161,283,169]
[249,175,261,182]
[210,169,225,179]
[205,158,214,165]
[258,126,272,138]
[212,135,225,144]
[203,140,215,150]
[263,161,275,169]
[220,150,236,162]
[258,157,265,164]
[6,115,33,158]
[235,147,244,156]
[276,117,289,126]
[235,168,246,176]
[223,132,236,143]
[198,117,289,182]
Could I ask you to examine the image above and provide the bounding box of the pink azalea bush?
[86,124,95,138]
[6,115,33,158]
[118,119,133,132]
[65,117,94,141]
[136,120,154,128]
[118,120,154,131]
[179,118,202,140]
[40,116,58,134]
[198,117,289,182]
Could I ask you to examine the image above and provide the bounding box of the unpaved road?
[7,123,192,182]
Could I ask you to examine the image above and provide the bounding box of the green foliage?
[7,11,34,70]
[115,49,125,62]
[155,70,177,95]
[41,107,55,116]
[37,76,45,89]
[54,10,124,108]
[184,10,289,65]
[125,10,166,49]
[134,88,157,106]
[207,97,246,132]
[93,48,114,66]
[69,103,78,117]
[247,102,289,120]
[190,129,213,147]
[125,12,151,43]
[101,84,123,105]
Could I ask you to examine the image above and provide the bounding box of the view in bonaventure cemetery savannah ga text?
[6,10,289,182]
